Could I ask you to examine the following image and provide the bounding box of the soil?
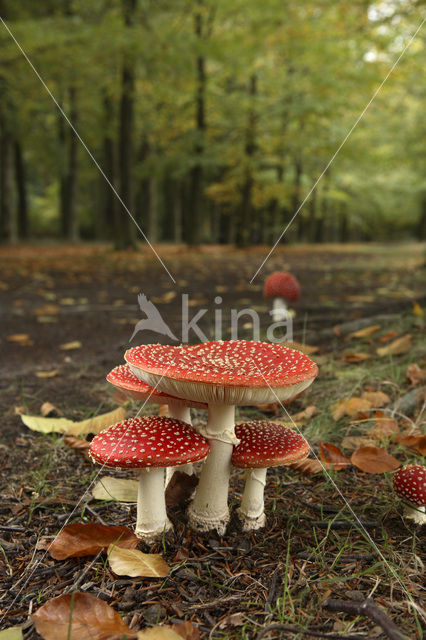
[0,243,425,639]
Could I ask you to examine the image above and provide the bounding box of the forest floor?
[0,242,425,640]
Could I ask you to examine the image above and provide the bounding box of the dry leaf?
[41,402,62,417]
[67,407,126,436]
[34,304,60,315]
[108,545,170,578]
[394,433,426,455]
[20,414,75,434]
[31,592,136,640]
[138,628,182,640]
[0,628,23,640]
[349,324,381,339]
[35,370,59,378]
[255,403,279,415]
[63,436,91,459]
[331,397,372,421]
[361,391,391,407]
[43,523,138,559]
[371,411,399,440]
[60,340,82,350]
[158,404,169,417]
[406,363,426,386]
[319,442,351,470]
[412,301,424,317]
[92,476,138,502]
[292,405,319,421]
[341,435,377,450]
[343,352,372,363]
[166,471,198,508]
[6,334,33,346]
[378,330,399,343]
[172,621,201,640]
[288,458,323,476]
[281,340,319,355]
[351,446,400,474]
[376,334,412,357]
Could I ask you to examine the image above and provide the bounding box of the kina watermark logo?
[129,293,293,344]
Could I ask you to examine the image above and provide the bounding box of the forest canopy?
[0,0,425,247]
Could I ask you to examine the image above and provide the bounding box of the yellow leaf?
[60,340,82,350]
[412,301,424,317]
[20,414,75,434]
[107,545,171,578]
[0,628,23,640]
[361,391,390,407]
[349,324,381,339]
[36,370,59,378]
[137,629,182,640]
[92,477,138,502]
[67,407,125,436]
[7,334,33,346]
[376,334,412,357]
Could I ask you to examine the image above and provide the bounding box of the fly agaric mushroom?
[125,340,318,534]
[392,464,426,526]
[232,421,310,531]
[89,416,210,541]
[264,272,300,322]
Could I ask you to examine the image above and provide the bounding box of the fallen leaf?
[20,414,74,434]
[343,352,372,363]
[394,433,426,456]
[378,330,399,343]
[41,402,62,417]
[166,471,198,508]
[330,398,348,421]
[6,333,33,345]
[292,405,319,421]
[35,369,59,378]
[351,446,401,474]
[138,628,182,640]
[406,363,426,386]
[349,324,381,339]
[255,403,279,415]
[172,621,201,640]
[319,443,351,470]
[60,340,82,350]
[331,397,372,420]
[341,435,377,450]
[361,391,391,407]
[92,476,139,502]
[288,458,323,476]
[371,411,399,440]
[281,340,319,355]
[43,523,139,559]
[376,334,412,357]
[108,545,170,577]
[31,592,136,640]
[412,301,424,317]
[34,304,60,315]
[218,613,245,629]
[158,404,169,417]
[67,407,126,436]
[63,436,91,459]
[0,628,23,640]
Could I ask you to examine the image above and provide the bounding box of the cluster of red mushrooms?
[88,272,426,542]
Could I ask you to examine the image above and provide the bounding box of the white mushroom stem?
[165,404,193,485]
[188,404,237,534]
[271,297,288,322]
[238,468,267,531]
[135,467,172,541]
[403,504,426,525]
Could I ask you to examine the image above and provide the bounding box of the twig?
[323,598,408,640]
[311,520,379,530]
[257,623,367,639]
[62,550,104,594]
[0,525,26,532]
[83,505,108,526]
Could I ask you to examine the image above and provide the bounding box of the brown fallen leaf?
[107,545,171,578]
[41,402,62,417]
[43,523,138,559]
[138,628,183,640]
[292,405,320,421]
[394,432,426,456]
[361,391,391,408]
[378,330,399,343]
[319,442,351,470]
[166,471,198,508]
[351,446,401,474]
[376,334,412,357]
[331,397,372,421]
[172,621,201,640]
[288,458,323,476]
[34,304,60,315]
[31,592,136,640]
[406,363,426,386]
[343,352,372,364]
[371,411,399,440]
[7,333,33,346]
[255,403,279,415]
[63,436,91,459]
[281,340,319,355]
[349,324,381,339]
[341,435,377,450]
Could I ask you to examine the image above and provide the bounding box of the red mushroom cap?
[126,341,317,389]
[107,364,207,409]
[392,465,426,507]
[232,421,310,468]
[89,416,210,469]
[263,272,300,302]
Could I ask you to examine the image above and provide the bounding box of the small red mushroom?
[263,272,300,322]
[232,421,310,531]
[89,416,210,541]
[392,464,426,525]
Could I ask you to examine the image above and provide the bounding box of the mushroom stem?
[404,504,426,525]
[272,297,288,322]
[238,468,267,531]
[188,404,236,534]
[135,467,172,541]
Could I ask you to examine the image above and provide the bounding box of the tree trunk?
[100,94,116,240]
[293,159,304,241]
[418,195,426,241]
[117,0,137,249]
[0,128,17,244]
[148,173,158,243]
[172,179,183,243]
[14,141,28,239]
[188,2,206,246]
[67,86,79,242]
[308,184,317,243]
[58,103,69,237]
[236,74,257,248]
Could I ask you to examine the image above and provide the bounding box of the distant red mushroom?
[264,272,300,322]
[126,340,318,534]
[89,416,210,541]
[232,421,310,530]
[392,464,426,525]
